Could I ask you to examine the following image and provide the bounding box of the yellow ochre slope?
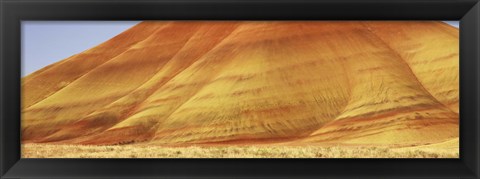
[22,21,458,147]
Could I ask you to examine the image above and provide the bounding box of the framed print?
[1,0,479,178]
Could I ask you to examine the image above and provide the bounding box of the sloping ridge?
[21,21,458,146]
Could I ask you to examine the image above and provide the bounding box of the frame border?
[1,0,479,178]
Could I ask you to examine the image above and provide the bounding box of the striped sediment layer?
[22,21,458,147]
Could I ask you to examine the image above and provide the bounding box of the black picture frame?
[1,0,479,178]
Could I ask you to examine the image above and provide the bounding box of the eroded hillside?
[22,21,458,147]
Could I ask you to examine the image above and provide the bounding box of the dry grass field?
[22,143,458,158]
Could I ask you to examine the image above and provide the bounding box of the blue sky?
[444,21,459,28]
[21,21,459,76]
[21,21,140,76]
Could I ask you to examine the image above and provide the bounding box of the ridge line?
[84,23,208,123]
[25,23,173,110]
[361,22,458,115]
[101,23,243,136]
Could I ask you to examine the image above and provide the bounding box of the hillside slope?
[22,21,458,147]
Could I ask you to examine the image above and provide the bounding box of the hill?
[22,21,458,150]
